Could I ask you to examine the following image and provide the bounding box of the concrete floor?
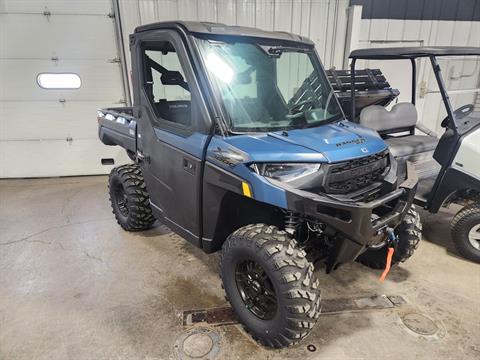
[0,176,479,360]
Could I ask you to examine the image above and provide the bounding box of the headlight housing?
[250,163,324,189]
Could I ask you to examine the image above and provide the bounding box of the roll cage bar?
[348,46,480,133]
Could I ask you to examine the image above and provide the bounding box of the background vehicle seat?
[384,135,439,157]
[359,103,438,157]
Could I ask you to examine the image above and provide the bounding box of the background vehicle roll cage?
[348,47,480,133]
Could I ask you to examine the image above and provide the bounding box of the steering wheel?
[441,104,475,128]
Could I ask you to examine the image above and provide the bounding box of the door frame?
[130,29,214,246]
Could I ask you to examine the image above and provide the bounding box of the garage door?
[0,0,129,178]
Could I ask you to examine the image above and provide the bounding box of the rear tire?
[450,204,480,263]
[108,164,155,231]
[220,224,321,348]
[357,205,422,269]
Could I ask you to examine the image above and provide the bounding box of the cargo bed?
[97,107,137,154]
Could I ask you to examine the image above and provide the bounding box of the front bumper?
[280,162,418,269]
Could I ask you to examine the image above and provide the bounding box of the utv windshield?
[195,38,343,132]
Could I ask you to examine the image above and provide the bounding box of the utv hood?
[224,120,387,163]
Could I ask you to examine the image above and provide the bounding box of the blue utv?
[97,21,421,348]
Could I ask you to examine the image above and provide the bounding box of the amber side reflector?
[242,181,252,198]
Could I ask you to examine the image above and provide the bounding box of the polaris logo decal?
[335,138,366,147]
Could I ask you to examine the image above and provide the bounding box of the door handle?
[137,151,150,164]
[183,157,196,175]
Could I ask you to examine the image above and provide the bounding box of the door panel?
[134,36,207,243]
[147,128,203,235]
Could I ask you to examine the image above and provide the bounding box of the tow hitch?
[379,227,398,282]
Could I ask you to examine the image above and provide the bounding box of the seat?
[385,135,438,157]
[360,103,438,157]
[155,99,191,126]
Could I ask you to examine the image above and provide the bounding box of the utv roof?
[135,21,314,45]
[350,46,480,60]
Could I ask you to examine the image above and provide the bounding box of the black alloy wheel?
[220,224,321,348]
[235,259,278,320]
[112,180,129,217]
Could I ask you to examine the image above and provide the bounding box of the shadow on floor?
[138,223,172,237]
[418,207,465,260]
[137,221,414,290]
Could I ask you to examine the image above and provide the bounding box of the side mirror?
[440,116,450,128]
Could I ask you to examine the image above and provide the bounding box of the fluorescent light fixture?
[37,73,81,89]
[205,53,234,83]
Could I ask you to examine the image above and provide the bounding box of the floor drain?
[174,328,220,359]
[183,295,406,326]
[401,313,438,336]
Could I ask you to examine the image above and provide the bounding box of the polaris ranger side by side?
[98,22,421,348]
[342,47,480,263]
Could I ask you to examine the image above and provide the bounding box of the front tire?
[357,205,422,269]
[220,224,321,348]
[450,204,480,263]
[108,164,155,231]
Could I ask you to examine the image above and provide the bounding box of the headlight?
[250,163,321,183]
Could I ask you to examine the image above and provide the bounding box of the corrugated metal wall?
[117,0,351,88]
[358,17,480,48]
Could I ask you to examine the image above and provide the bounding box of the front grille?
[324,150,389,194]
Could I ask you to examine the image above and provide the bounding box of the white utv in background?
[341,47,480,263]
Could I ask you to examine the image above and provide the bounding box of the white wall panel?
[234,0,255,27]
[0,0,111,14]
[216,0,236,25]
[0,139,129,178]
[331,1,349,67]
[308,0,328,60]
[0,0,127,178]
[254,0,274,31]
[273,0,293,32]
[197,0,217,23]
[1,101,122,141]
[178,0,200,20]
[1,13,117,59]
[402,20,420,41]
[0,59,123,102]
